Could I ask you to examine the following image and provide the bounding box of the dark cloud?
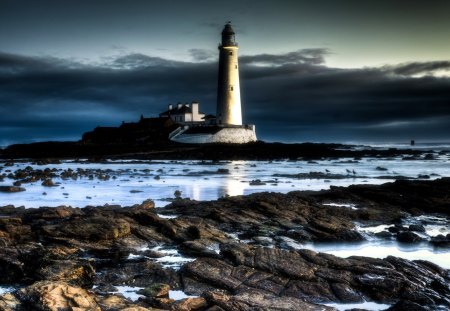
[1,50,449,146]
[385,61,450,76]
[240,49,329,66]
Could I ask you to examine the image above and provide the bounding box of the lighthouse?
[216,22,242,125]
[168,22,256,144]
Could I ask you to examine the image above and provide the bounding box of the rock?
[387,299,430,311]
[174,190,182,199]
[409,224,426,232]
[0,293,20,311]
[250,179,266,185]
[140,199,155,209]
[41,179,56,187]
[396,231,422,243]
[42,216,131,241]
[376,166,388,171]
[137,283,170,298]
[172,297,208,311]
[217,169,229,174]
[36,260,95,287]
[204,290,334,311]
[430,234,450,247]
[0,186,25,192]
[16,281,100,311]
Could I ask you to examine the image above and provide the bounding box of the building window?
[235,65,237,69]
[229,51,233,56]
[230,86,233,91]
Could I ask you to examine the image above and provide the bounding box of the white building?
[159,102,205,124]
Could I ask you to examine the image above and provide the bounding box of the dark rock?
[204,290,334,311]
[387,299,430,311]
[430,234,450,247]
[250,179,266,185]
[137,283,170,298]
[41,179,56,187]
[409,224,426,232]
[396,231,423,243]
[0,186,25,192]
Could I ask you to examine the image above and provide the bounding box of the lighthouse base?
[170,125,257,144]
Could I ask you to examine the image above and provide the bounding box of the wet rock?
[42,216,131,241]
[204,290,334,311]
[409,224,426,232]
[249,179,266,185]
[0,293,20,311]
[172,297,208,311]
[430,234,450,247]
[0,186,25,192]
[41,179,56,187]
[97,295,149,311]
[15,281,100,311]
[137,283,170,298]
[178,240,221,258]
[217,168,229,174]
[387,300,430,310]
[376,166,388,171]
[374,231,392,239]
[36,259,95,287]
[396,231,423,243]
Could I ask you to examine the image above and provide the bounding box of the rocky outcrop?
[180,243,450,308]
[0,179,449,310]
[15,281,100,311]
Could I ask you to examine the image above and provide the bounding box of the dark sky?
[1,0,449,146]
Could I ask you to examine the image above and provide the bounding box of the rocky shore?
[0,178,449,310]
[0,141,430,161]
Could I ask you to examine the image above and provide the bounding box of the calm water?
[1,155,449,208]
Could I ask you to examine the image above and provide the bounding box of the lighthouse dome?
[221,22,237,46]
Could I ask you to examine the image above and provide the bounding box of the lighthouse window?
[230,86,234,91]
[229,51,233,55]
[235,65,237,69]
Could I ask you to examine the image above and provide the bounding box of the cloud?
[240,48,329,66]
[189,49,216,62]
[385,61,450,76]
[0,49,449,145]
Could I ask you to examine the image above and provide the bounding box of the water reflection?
[304,241,450,269]
[218,178,245,198]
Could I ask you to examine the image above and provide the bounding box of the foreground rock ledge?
[0,178,449,310]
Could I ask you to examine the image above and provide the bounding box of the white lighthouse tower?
[216,22,242,125]
[169,22,256,144]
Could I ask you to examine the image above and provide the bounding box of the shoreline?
[0,141,436,161]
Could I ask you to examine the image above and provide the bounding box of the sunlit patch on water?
[322,202,358,210]
[321,301,391,311]
[169,290,198,300]
[407,215,450,237]
[0,286,15,295]
[113,286,144,301]
[303,241,450,269]
[157,213,178,219]
[358,224,391,234]
[150,245,195,269]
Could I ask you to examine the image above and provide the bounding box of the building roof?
[160,105,205,116]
